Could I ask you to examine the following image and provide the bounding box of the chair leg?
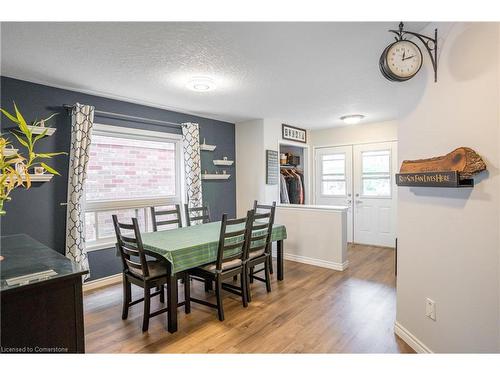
[246,266,252,303]
[184,273,191,314]
[159,285,165,303]
[249,267,254,283]
[233,275,238,282]
[215,277,224,321]
[241,270,248,307]
[269,254,274,275]
[265,258,272,293]
[122,276,131,320]
[142,286,151,332]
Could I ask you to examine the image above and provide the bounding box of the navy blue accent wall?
[0,76,236,281]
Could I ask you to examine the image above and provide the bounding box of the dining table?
[140,221,287,333]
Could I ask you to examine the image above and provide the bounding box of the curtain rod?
[62,104,184,129]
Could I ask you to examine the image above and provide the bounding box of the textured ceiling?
[0,22,428,128]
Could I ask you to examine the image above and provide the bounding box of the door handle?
[356,200,363,204]
[346,199,352,205]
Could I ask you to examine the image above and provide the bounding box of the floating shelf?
[3,148,19,157]
[4,174,54,183]
[395,171,474,188]
[27,126,56,136]
[213,160,234,166]
[202,174,230,180]
[200,143,216,151]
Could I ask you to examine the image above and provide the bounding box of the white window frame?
[85,123,184,251]
[360,149,392,198]
[320,152,347,198]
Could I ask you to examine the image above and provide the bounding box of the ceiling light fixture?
[186,77,217,92]
[340,114,365,125]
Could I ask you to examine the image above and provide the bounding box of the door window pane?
[362,150,390,174]
[322,154,345,174]
[362,178,391,196]
[322,181,346,196]
[321,153,346,196]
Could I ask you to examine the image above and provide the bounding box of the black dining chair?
[184,210,253,321]
[252,200,277,274]
[113,215,189,332]
[150,204,183,231]
[246,203,276,302]
[184,203,211,226]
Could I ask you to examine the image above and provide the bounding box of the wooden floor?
[83,244,414,353]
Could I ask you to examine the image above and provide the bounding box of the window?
[321,153,346,196]
[84,124,183,250]
[361,150,391,197]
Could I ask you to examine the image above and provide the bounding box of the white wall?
[235,118,310,215]
[396,22,500,353]
[309,120,398,148]
[235,119,265,216]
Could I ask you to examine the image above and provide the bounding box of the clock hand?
[402,55,415,61]
[402,50,406,60]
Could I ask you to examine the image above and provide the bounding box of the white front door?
[315,145,353,242]
[352,142,397,247]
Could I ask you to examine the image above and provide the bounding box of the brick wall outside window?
[85,134,177,242]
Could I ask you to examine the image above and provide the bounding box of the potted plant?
[0,103,66,216]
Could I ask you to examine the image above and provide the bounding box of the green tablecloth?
[141,221,287,273]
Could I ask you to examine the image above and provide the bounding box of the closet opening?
[279,142,309,205]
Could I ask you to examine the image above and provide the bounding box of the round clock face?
[385,40,423,79]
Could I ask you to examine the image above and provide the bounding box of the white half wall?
[309,120,398,148]
[276,205,348,270]
[396,22,500,353]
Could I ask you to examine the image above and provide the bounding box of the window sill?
[86,240,116,252]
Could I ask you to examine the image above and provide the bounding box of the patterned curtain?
[65,103,95,279]
[182,123,203,210]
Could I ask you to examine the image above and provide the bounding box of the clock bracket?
[389,22,438,82]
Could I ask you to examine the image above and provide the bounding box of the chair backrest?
[184,203,211,226]
[112,215,151,278]
[253,200,277,215]
[247,203,276,257]
[215,210,253,271]
[150,204,182,231]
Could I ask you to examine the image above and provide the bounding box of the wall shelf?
[213,160,234,166]
[200,144,216,151]
[3,148,19,157]
[27,126,56,136]
[202,174,230,180]
[5,174,54,183]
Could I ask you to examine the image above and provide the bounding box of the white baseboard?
[279,252,349,271]
[394,321,433,353]
[83,273,122,292]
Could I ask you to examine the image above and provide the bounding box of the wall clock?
[379,40,423,82]
[379,22,438,83]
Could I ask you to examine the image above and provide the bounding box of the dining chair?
[112,215,189,332]
[184,203,211,226]
[251,200,277,275]
[246,202,276,302]
[150,204,182,231]
[184,210,253,321]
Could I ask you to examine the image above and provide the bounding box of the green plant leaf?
[36,152,66,158]
[40,162,60,176]
[11,131,29,148]
[13,102,30,134]
[0,108,20,124]
[33,129,49,143]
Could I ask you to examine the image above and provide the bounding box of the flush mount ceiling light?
[340,114,365,125]
[186,77,217,92]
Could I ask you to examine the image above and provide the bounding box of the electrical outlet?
[425,298,436,321]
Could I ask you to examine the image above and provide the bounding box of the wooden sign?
[282,124,307,143]
[396,171,473,187]
[397,147,485,188]
[400,147,486,179]
[266,150,279,185]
